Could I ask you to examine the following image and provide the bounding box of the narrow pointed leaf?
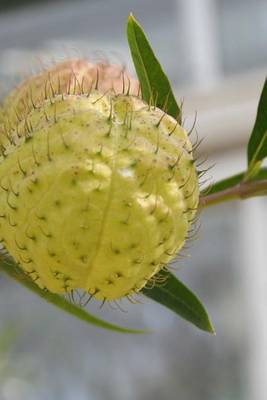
[0,256,146,334]
[247,78,267,177]
[127,13,181,122]
[142,270,215,334]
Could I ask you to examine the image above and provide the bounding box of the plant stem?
[200,179,267,208]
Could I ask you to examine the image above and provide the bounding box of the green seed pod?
[0,61,199,301]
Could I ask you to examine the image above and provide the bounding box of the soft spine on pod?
[0,59,199,301]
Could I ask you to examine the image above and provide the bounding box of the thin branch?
[200,179,267,208]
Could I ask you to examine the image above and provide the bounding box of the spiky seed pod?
[0,60,199,301]
[0,59,139,141]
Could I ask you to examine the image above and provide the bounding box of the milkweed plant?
[0,14,266,335]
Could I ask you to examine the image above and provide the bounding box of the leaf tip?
[206,319,216,335]
[201,311,215,335]
[127,12,135,24]
[127,13,141,29]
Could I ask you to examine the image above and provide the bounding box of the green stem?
[200,179,267,208]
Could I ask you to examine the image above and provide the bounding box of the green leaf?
[0,256,146,334]
[247,78,267,177]
[142,270,215,334]
[127,13,181,122]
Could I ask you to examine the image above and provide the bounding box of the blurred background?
[0,0,267,399]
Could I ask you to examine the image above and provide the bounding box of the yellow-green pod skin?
[0,91,199,300]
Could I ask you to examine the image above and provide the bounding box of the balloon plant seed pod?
[0,59,199,302]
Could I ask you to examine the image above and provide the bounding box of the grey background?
[0,1,267,399]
